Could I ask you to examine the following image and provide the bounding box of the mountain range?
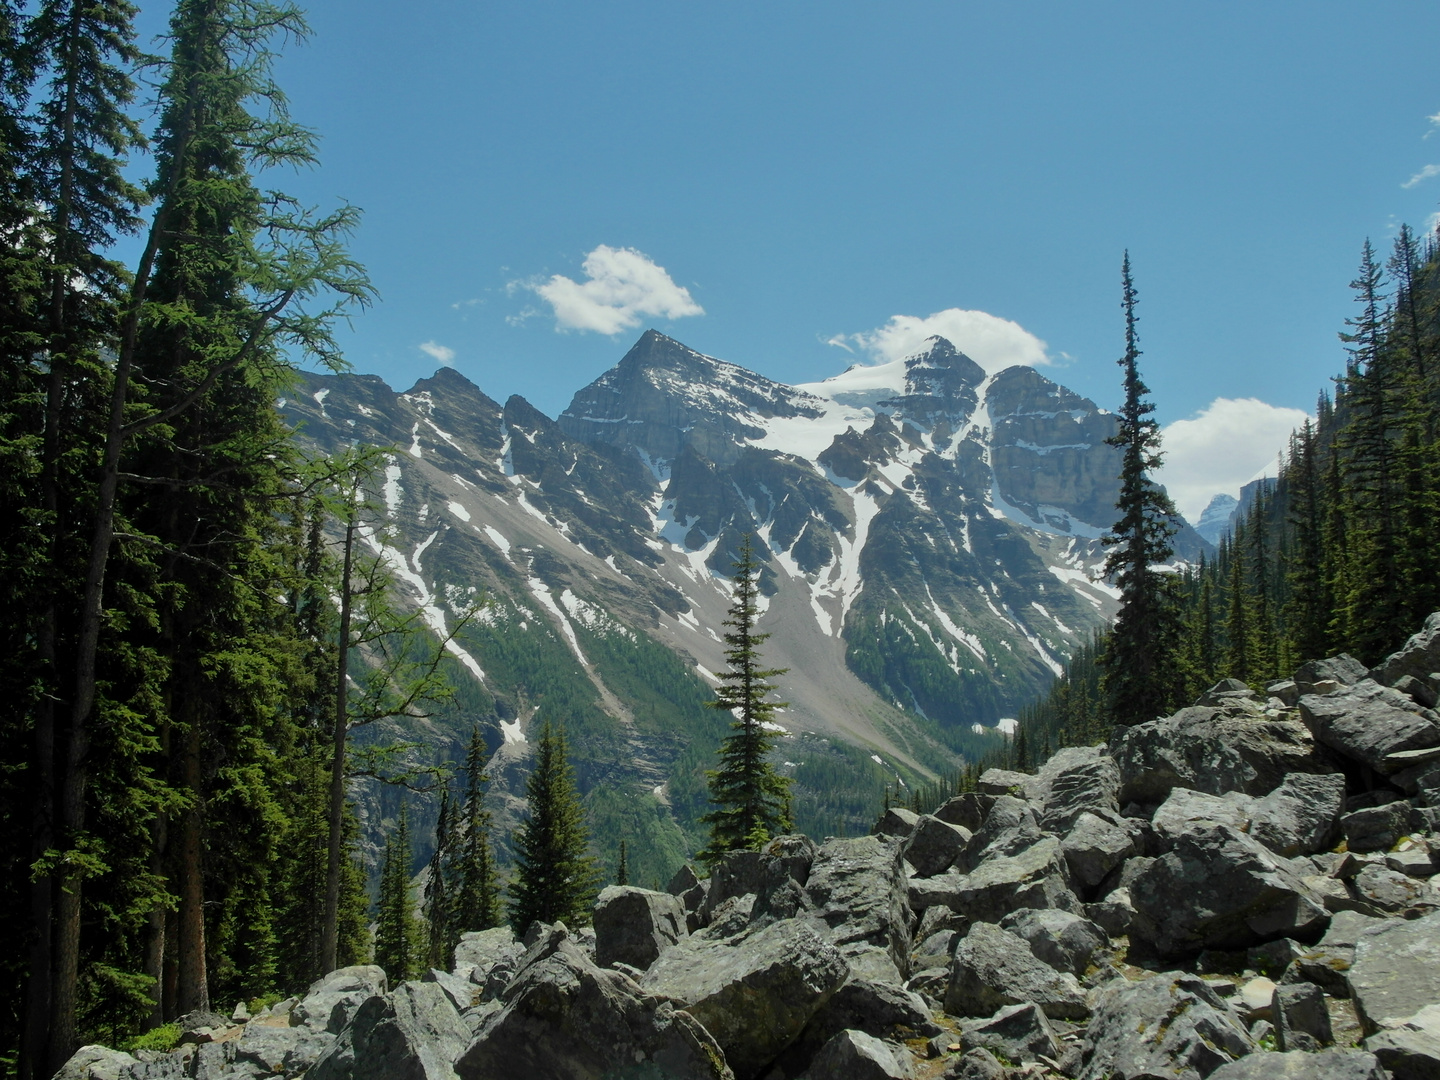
[281,330,1211,881]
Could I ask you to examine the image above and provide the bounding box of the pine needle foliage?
[1099,253,1184,726]
[698,534,793,864]
[508,720,599,931]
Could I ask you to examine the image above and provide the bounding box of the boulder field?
[59,614,1440,1080]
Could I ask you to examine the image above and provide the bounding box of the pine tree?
[616,840,629,887]
[423,785,455,970]
[509,720,599,931]
[698,535,794,861]
[1100,254,1183,725]
[452,725,501,935]
[374,800,417,983]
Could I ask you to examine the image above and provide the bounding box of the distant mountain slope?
[282,330,1209,879]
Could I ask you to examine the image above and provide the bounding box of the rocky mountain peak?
[899,335,986,400]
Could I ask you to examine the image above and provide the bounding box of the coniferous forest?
[1021,227,1440,751]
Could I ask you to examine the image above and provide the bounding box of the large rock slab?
[1341,801,1412,853]
[1113,704,1322,806]
[1371,612,1440,689]
[1130,823,1329,958]
[943,922,1088,1020]
[309,981,471,1080]
[1151,788,1254,843]
[290,966,388,1035]
[457,929,730,1080]
[1061,811,1140,892]
[1035,745,1121,832]
[1299,680,1440,774]
[806,1029,913,1080]
[786,979,938,1071]
[938,837,1079,927]
[999,908,1109,978]
[593,885,687,970]
[805,835,911,977]
[958,1002,1058,1064]
[1249,772,1346,857]
[641,917,848,1080]
[1078,973,1252,1080]
[901,815,971,878]
[1207,1048,1386,1079]
[1347,910,1440,1035]
[54,1047,140,1080]
[1366,1026,1440,1080]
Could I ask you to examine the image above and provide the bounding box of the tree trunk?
[176,710,208,1014]
[320,511,356,973]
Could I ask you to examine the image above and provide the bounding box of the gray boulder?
[54,1047,140,1080]
[805,835,911,977]
[1035,745,1121,832]
[901,815,971,878]
[309,980,470,1080]
[702,850,790,925]
[940,837,1079,927]
[229,1020,335,1079]
[943,922,1088,1020]
[942,1049,1005,1080]
[1273,980,1332,1051]
[1341,801,1412,853]
[1078,973,1252,1080]
[1207,1048,1386,1079]
[1367,1027,1440,1080]
[668,864,709,933]
[1062,811,1140,891]
[451,927,519,976]
[874,807,921,838]
[1348,909,1440,1035]
[1130,822,1329,958]
[1113,704,1322,806]
[787,978,939,1069]
[640,917,848,1080]
[976,768,1042,799]
[1370,612,1440,688]
[935,793,993,832]
[290,966,388,1035]
[1299,680,1440,773]
[958,1002,1057,1064]
[999,908,1109,978]
[764,833,818,885]
[1349,863,1440,915]
[806,1030,913,1080]
[593,885,687,970]
[1151,788,1254,843]
[1086,888,1137,938]
[457,929,730,1080]
[421,969,476,1013]
[1249,772,1346,857]
[1295,654,1372,695]
[962,796,1041,869]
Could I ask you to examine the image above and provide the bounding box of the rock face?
[1207,1048,1387,1079]
[806,1029,913,1080]
[1347,910,1440,1036]
[1249,772,1345,856]
[804,835,911,978]
[309,981,470,1080]
[1078,974,1252,1080]
[1113,700,1322,805]
[1299,681,1440,773]
[641,917,849,1079]
[592,885,687,969]
[943,922,1088,1020]
[456,929,731,1080]
[1130,822,1329,958]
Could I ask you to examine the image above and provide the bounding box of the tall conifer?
[1100,254,1183,725]
[509,720,599,930]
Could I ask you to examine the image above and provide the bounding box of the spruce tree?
[451,726,501,936]
[374,800,417,983]
[615,840,629,887]
[1099,254,1183,725]
[509,720,599,931]
[698,535,794,862]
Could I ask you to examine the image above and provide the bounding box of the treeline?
[0,0,474,1074]
[1022,226,1440,752]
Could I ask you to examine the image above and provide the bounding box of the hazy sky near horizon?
[129,1,1440,516]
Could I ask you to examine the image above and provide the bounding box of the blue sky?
[132,1,1440,516]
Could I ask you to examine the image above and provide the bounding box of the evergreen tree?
[615,840,629,887]
[698,535,794,861]
[509,720,599,930]
[423,785,455,971]
[373,800,417,983]
[451,725,501,935]
[1100,254,1183,725]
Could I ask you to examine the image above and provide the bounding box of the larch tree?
[1099,253,1183,726]
[698,534,793,861]
[509,719,599,931]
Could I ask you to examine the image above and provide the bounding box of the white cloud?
[832,308,1051,374]
[521,245,703,335]
[1156,397,1311,523]
[1426,111,1440,138]
[419,340,455,366]
[1402,163,1440,189]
